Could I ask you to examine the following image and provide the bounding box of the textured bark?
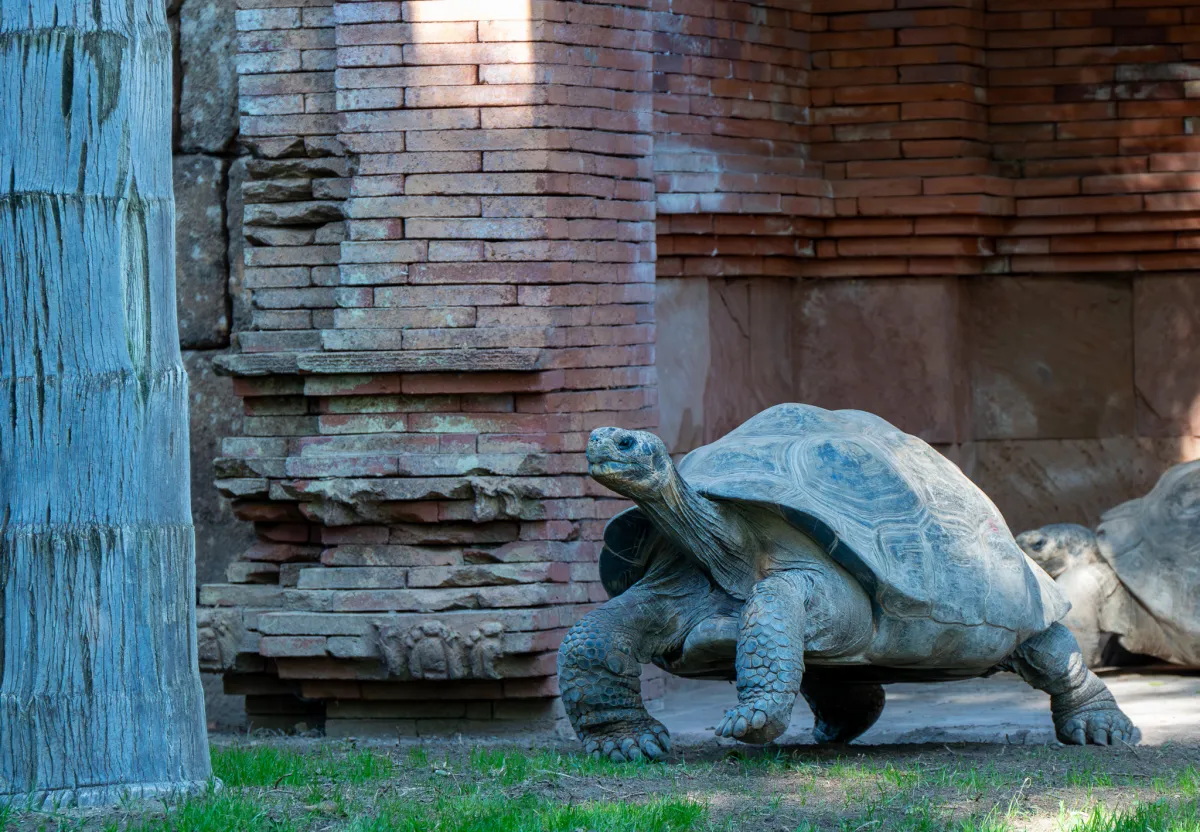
[0,0,211,807]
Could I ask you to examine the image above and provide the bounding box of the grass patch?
[345,794,705,832]
[9,742,1200,832]
[457,748,675,786]
[110,791,297,832]
[1069,799,1200,832]
[88,792,704,832]
[212,746,395,788]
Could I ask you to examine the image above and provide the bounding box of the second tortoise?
[1018,459,1200,668]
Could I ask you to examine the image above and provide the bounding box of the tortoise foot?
[579,718,672,762]
[715,699,790,744]
[1056,703,1136,746]
[802,679,886,745]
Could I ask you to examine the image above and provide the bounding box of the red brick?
[1050,234,1175,253]
[1009,254,1138,272]
[826,218,915,236]
[859,194,1013,216]
[1016,195,1144,216]
[1099,214,1200,233]
[833,82,977,105]
[991,102,1113,123]
[1014,178,1080,197]
[838,236,989,257]
[1145,192,1200,211]
[915,216,1006,235]
[1082,172,1200,193]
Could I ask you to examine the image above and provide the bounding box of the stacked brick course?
[657,0,1200,533]
[201,0,1200,732]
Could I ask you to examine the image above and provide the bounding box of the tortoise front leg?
[1005,622,1136,745]
[558,565,719,762]
[716,572,808,744]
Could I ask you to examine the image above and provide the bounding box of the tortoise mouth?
[589,459,634,478]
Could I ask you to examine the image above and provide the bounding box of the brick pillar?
[201,0,658,735]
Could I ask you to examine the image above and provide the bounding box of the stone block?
[297,567,409,589]
[321,545,463,567]
[226,158,251,332]
[959,437,1192,533]
[180,0,238,152]
[325,719,418,738]
[702,278,800,446]
[1134,275,1200,437]
[796,277,964,444]
[407,562,569,588]
[966,276,1134,441]
[184,351,258,586]
[260,635,329,657]
[328,636,378,658]
[227,561,280,583]
[327,701,466,719]
[655,277,710,454]
[202,673,246,731]
[176,156,231,348]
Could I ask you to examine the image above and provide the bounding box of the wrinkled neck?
[637,469,744,572]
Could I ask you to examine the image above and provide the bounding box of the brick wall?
[200,0,1200,732]
[658,0,1200,531]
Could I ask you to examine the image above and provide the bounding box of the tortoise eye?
[617,435,636,451]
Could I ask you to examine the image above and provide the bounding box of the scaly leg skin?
[716,573,808,745]
[558,560,725,762]
[1006,622,1136,746]
[557,615,671,762]
[800,678,886,744]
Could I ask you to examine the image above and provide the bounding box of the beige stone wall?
[656,273,1200,533]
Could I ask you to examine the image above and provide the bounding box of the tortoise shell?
[1096,459,1200,661]
[601,404,1067,637]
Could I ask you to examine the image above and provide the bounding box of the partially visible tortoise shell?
[1096,459,1200,658]
[601,404,1067,636]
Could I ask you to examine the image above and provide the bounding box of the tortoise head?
[587,427,674,501]
[1015,523,1100,578]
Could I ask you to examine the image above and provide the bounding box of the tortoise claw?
[579,718,672,763]
[715,702,789,744]
[1056,707,1135,746]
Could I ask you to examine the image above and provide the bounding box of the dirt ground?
[7,735,1200,831]
[7,671,1200,830]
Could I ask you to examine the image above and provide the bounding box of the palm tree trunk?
[0,0,211,807]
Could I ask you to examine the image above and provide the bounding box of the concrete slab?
[656,671,1200,748]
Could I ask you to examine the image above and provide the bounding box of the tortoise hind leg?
[716,573,808,745]
[800,678,885,744]
[1005,622,1136,745]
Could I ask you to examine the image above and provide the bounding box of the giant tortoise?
[1017,459,1200,669]
[557,404,1135,761]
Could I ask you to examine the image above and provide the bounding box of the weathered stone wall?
[188,0,1200,733]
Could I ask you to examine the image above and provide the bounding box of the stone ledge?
[214,348,545,376]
